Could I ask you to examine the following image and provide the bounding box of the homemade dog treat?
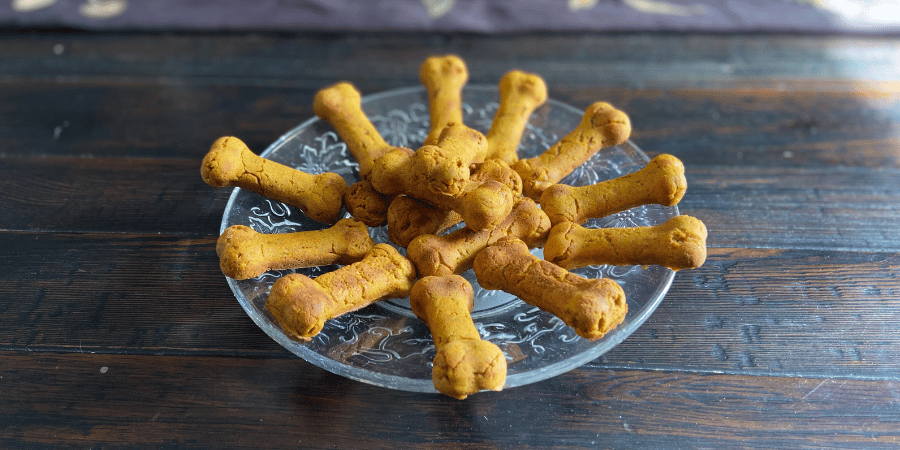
[446,179,516,231]
[470,158,523,195]
[385,195,462,248]
[474,237,628,340]
[407,197,550,277]
[410,275,506,399]
[543,215,708,271]
[201,136,346,224]
[485,70,548,165]
[540,153,687,225]
[384,159,521,247]
[370,124,487,198]
[266,243,416,341]
[434,123,490,172]
[206,55,711,399]
[420,55,469,146]
[216,219,375,280]
[514,101,632,200]
[313,82,395,180]
[344,180,394,227]
[372,146,515,231]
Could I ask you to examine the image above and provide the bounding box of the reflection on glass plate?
[221,85,677,393]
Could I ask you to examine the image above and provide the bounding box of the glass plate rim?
[219,85,676,393]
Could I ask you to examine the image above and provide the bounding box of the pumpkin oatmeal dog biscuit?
[369,124,486,199]
[544,215,708,271]
[515,101,631,200]
[343,180,393,227]
[201,136,346,225]
[410,275,506,400]
[485,70,548,165]
[313,82,397,181]
[385,195,462,248]
[384,157,524,247]
[266,243,416,341]
[373,144,515,232]
[216,219,375,280]
[474,237,628,341]
[470,158,523,195]
[407,197,550,277]
[420,55,469,146]
[540,153,687,226]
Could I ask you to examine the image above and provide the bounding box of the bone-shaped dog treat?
[514,102,631,200]
[485,70,548,166]
[407,197,550,277]
[540,154,687,225]
[344,180,394,227]
[370,124,486,198]
[435,123,491,170]
[216,219,375,280]
[420,55,469,146]
[266,243,416,341]
[470,158,523,195]
[313,82,395,180]
[384,160,522,247]
[372,146,514,231]
[410,275,507,399]
[474,237,628,340]
[543,215,708,271]
[201,136,346,225]
[386,195,462,248]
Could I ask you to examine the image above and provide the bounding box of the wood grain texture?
[2,155,897,251]
[1,31,899,448]
[1,81,897,171]
[1,231,898,379]
[1,33,897,87]
[2,351,899,449]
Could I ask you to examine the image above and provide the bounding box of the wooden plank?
[2,155,897,251]
[621,88,900,171]
[1,232,899,379]
[598,248,900,379]
[0,232,282,355]
[0,82,313,160]
[1,79,897,170]
[0,155,228,235]
[1,33,897,88]
[682,165,900,252]
[1,351,899,449]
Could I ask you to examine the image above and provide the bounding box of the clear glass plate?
[221,85,677,393]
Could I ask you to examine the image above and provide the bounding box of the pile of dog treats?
[201,55,707,400]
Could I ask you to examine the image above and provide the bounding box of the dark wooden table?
[2,30,899,449]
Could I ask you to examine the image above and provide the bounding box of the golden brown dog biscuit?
[514,102,631,200]
[266,243,417,341]
[344,180,394,227]
[470,158,523,195]
[543,215,708,271]
[370,124,487,198]
[372,147,515,231]
[434,123,490,170]
[540,154,687,225]
[385,195,462,248]
[473,237,627,340]
[410,275,507,399]
[216,219,375,280]
[201,136,346,224]
[383,159,521,247]
[420,55,469,146]
[313,82,396,180]
[485,70,548,165]
[407,197,550,277]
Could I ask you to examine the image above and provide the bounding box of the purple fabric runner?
[3,0,899,33]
